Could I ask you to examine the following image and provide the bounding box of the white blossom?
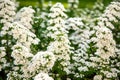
[11,43,33,65]
[15,6,35,29]
[0,0,120,80]
[27,51,55,76]
[65,18,84,30]
[94,26,116,59]
[11,22,40,48]
[0,47,6,71]
[0,0,16,36]
[91,2,120,79]
[99,2,120,29]
[65,17,93,77]
[47,3,72,73]
[93,75,102,80]
[34,72,54,80]
[7,71,23,80]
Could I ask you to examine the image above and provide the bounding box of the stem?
[38,0,44,10]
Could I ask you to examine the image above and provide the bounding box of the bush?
[0,0,120,80]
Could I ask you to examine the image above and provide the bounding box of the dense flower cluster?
[11,43,33,66]
[94,25,116,59]
[28,51,55,76]
[8,43,33,80]
[47,3,72,74]
[92,25,118,79]
[65,18,84,30]
[99,2,120,29]
[15,6,35,29]
[66,17,95,78]
[65,1,120,79]
[98,1,120,50]
[0,0,120,80]
[92,2,120,79]
[11,22,39,48]
[0,47,6,71]
[0,0,16,36]
[34,72,54,80]
[0,0,17,72]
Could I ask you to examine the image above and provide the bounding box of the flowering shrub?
[0,0,120,80]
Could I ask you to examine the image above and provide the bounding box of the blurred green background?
[17,0,113,8]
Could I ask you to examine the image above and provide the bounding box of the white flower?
[0,47,6,71]
[27,51,55,75]
[11,43,33,65]
[11,22,40,48]
[78,67,88,72]
[95,26,116,59]
[7,71,22,80]
[15,6,35,29]
[47,3,72,73]
[49,3,67,18]
[34,72,54,80]
[65,17,93,77]
[93,75,102,80]
[65,18,84,30]
[99,2,120,29]
[0,0,16,36]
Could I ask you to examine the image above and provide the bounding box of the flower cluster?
[65,1,120,79]
[15,6,35,29]
[65,17,94,78]
[11,22,39,48]
[91,1,120,79]
[65,18,84,30]
[0,0,16,36]
[11,43,33,66]
[34,72,54,80]
[8,43,33,80]
[0,0,120,80]
[99,2,120,29]
[0,47,6,71]
[98,1,120,50]
[94,25,116,59]
[92,25,118,79]
[47,3,72,74]
[0,0,17,72]
[8,47,55,80]
[27,51,55,77]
